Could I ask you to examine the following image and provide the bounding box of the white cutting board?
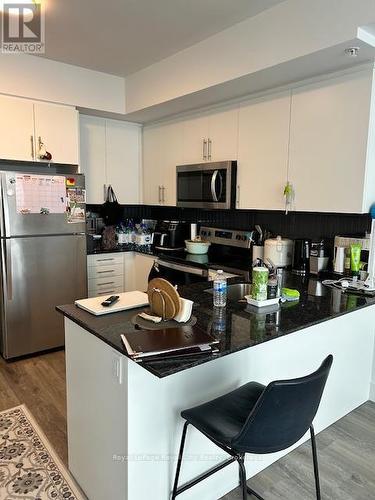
[75,291,149,316]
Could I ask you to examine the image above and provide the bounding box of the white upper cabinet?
[142,124,162,205]
[34,102,79,165]
[157,120,184,205]
[143,119,183,205]
[80,115,141,205]
[289,70,375,213]
[0,94,79,164]
[106,120,141,204]
[237,92,290,210]
[80,115,106,205]
[182,106,238,164]
[207,106,239,162]
[0,95,35,162]
[182,114,209,164]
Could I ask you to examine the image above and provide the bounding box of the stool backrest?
[231,355,333,454]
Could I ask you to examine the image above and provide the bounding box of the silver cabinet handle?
[97,281,115,286]
[30,135,34,160]
[158,185,162,204]
[162,186,165,204]
[208,138,212,160]
[103,184,107,202]
[203,139,208,160]
[97,270,115,274]
[97,258,115,262]
[236,185,240,207]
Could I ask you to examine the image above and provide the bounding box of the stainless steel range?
[148,226,253,286]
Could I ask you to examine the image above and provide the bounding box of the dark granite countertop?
[57,273,375,379]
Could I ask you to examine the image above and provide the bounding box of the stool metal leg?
[310,425,321,500]
[237,455,248,500]
[237,454,265,500]
[171,421,189,500]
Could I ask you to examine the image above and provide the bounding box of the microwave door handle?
[217,171,223,201]
[211,170,219,202]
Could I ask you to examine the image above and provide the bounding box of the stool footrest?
[247,485,265,500]
[175,456,236,497]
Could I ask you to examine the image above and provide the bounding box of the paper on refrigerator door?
[15,174,67,214]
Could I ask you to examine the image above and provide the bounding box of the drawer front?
[88,275,124,292]
[87,264,124,279]
[87,254,124,267]
[88,286,123,298]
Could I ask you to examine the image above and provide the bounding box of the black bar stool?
[171,355,333,500]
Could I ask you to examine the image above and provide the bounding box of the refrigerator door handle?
[1,240,12,301]
[1,174,10,238]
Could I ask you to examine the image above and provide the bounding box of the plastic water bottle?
[213,270,227,307]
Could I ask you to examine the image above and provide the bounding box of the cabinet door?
[158,120,184,205]
[143,124,163,205]
[80,115,106,204]
[0,95,34,162]
[65,321,127,500]
[208,106,239,161]
[289,71,371,213]
[106,120,141,204]
[182,114,209,164]
[34,102,79,164]
[237,92,290,210]
[134,254,155,291]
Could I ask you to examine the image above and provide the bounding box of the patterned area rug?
[0,405,85,499]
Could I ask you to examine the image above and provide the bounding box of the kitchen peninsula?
[57,275,375,500]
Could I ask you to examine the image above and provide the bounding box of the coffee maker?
[292,238,311,275]
[152,221,190,250]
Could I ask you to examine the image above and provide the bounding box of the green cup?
[252,267,269,301]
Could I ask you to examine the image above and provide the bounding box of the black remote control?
[101,295,120,307]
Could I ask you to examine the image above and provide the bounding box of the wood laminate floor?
[0,350,374,499]
[0,350,68,464]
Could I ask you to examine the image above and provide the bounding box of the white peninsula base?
[64,305,375,500]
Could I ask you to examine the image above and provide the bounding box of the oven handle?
[157,260,208,277]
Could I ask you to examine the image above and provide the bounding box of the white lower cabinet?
[87,253,125,298]
[87,252,155,296]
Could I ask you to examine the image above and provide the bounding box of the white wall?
[125,0,375,113]
[0,54,126,113]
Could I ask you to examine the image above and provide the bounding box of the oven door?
[176,161,236,209]
[148,260,208,286]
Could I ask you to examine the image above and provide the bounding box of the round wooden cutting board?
[147,278,181,320]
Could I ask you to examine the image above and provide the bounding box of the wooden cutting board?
[147,278,181,320]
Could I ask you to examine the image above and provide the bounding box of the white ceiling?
[41,0,286,77]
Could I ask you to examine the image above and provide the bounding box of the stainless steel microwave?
[176,161,237,209]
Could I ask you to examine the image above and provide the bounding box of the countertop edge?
[56,298,375,378]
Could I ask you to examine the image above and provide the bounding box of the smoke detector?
[345,47,360,57]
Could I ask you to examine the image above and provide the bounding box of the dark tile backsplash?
[87,204,371,242]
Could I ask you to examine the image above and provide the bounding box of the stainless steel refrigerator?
[0,169,87,359]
